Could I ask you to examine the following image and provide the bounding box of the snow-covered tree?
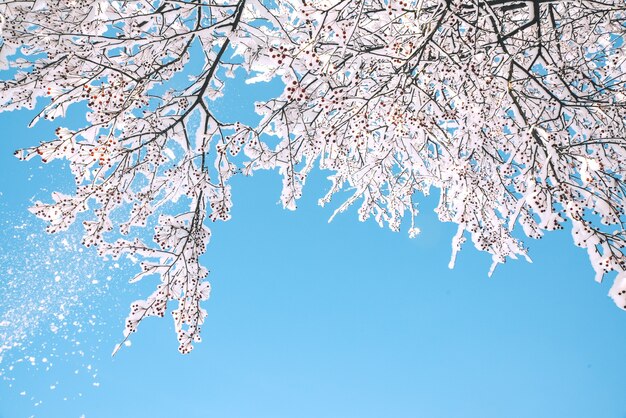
[1,0,625,353]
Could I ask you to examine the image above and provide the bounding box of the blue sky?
[2,75,626,418]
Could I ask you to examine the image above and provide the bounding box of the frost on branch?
[2,0,626,351]
[106,206,211,355]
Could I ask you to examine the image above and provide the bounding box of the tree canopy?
[1,0,625,352]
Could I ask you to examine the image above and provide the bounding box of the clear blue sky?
[2,74,626,418]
